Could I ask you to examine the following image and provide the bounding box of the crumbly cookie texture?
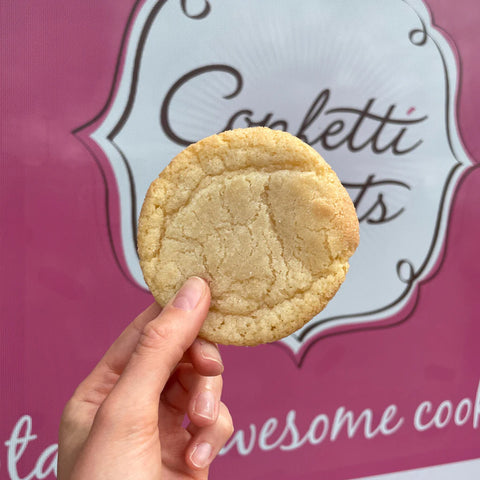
[138,127,359,346]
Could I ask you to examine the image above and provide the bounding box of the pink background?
[2,0,480,478]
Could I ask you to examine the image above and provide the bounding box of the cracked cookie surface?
[137,127,359,345]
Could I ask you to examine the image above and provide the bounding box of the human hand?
[58,277,233,479]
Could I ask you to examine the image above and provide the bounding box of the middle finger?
[161,364,223,427]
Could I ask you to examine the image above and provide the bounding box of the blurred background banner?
[2,1,479,479]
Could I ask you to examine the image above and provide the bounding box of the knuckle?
[93,402,110,426]
[135,319,186,365]
[93,397,125,430]
[223,420,235,439]
[93,397,116,424]
[60,398,78,426]
[59,396,92,436]
[218,403,235,438]
[139,321,173,350]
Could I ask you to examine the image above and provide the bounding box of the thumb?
[105,277,211,416]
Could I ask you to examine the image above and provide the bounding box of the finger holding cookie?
[58,277,233,480]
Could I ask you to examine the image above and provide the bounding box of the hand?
[58,277,233,479]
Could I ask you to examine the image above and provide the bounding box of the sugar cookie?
[137,127,359,345]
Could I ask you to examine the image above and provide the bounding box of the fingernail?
[193,391,215,420]
[199,340,223,370]
[172,277,206,311]
[190,442,212,469]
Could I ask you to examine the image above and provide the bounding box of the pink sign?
[2,0,480,478]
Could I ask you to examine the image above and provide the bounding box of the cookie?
[137,127,359,345]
